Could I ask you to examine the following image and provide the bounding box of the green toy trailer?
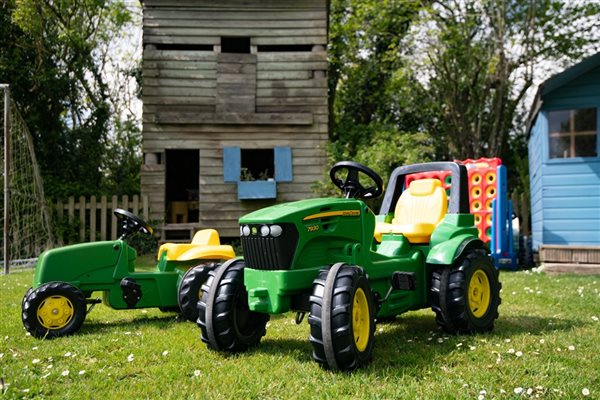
[197,161,501,371]
[22,209,235,338]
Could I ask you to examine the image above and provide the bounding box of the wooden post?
[90,195,97,241]
[2,84,9,274]
[132,194,139,216]
[142,194,149,221]
[68,196,75,223]
[79,195,85,242]
[123,195,129,211]
[100,195,107,241]
[111,195,118,240]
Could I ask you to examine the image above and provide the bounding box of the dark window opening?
[154,43,214,51]
[257,45,313,52]
[166,150,199,223]
[221,37,251,54]
[549,108,597,158]
[241,149,274,181]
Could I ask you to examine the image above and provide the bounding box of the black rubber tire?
[197,259,269,352]
[22,282,87,339]
[178,264,214,322]
[431,249,501,334]
[308,263,376,371]
[22,287,33,310]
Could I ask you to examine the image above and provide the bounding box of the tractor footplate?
[120,277,142,308]
[391,272,416,291]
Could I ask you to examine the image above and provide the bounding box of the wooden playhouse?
[140,0,329,240]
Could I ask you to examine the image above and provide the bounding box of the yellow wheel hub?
[468,270,491,318]
[37,295,74,330]
[352,287,370,352]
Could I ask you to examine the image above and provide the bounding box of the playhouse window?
[241,149,274,181]
[549,108,597,158]
[223,147,293,200]
[221,37,251,54]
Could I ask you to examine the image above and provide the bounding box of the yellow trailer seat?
[157,229,235,261]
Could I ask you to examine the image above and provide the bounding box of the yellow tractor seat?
[157,229,235,262]
[374,179,448,243]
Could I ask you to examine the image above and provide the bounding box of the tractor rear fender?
[426,235,487,266]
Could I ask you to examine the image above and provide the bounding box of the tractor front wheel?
[431,249,501,334]
[22,282,87,338]
[197,259,269,352]
[309,263,376,371]
[178,263,215,322]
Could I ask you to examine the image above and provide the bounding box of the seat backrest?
[392,179,448,226]
[191,229,221,246]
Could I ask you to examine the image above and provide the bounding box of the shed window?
[223,147,293,199]
[549,108,597,158]
[241,149,274,181]
[221,37,250,54]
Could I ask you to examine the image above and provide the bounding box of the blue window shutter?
[274,147,293,182]
[223,147,240,182]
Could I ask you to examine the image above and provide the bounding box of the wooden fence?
[56,194,149,244]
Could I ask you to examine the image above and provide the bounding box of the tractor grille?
[241,223,298,270]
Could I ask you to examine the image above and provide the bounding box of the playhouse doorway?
[165,149,199,223]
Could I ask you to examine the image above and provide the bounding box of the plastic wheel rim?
[37,295,74,329]
[352,287,370,352]
[468,270,491,318]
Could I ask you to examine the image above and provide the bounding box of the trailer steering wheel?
[114,208,154,240]
[330,161,384,199]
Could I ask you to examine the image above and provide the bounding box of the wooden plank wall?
[141,0,329,237]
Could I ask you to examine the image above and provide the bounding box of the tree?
[412,0,600,160]
[0,0,140,198]
[321,0,434,188]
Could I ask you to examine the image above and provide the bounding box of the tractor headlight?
[260,225,270,237]
[270,225,282,237]
[242,225,251,237]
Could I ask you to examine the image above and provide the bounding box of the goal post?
[1,84,54,274]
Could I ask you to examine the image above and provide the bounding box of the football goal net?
[1,84,54,273]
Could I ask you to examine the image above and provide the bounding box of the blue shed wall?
[528,115,546,250]
[529,65,600,250]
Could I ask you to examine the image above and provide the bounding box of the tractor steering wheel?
[114,208,154,240]
[330,161,384,199]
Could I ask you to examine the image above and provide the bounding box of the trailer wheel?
[22,282,87,339]
[197,259,269,352]
[431,249,501,334]
[309,263,376,371]
[178,264,215,322]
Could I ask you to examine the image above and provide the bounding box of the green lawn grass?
[1,269,598,399]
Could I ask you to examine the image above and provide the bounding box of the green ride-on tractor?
[197,161,501,371]
[22,209,235,339]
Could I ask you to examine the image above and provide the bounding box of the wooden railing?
[55,194,149,244]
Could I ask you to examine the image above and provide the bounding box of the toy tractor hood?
[240,197,361,225]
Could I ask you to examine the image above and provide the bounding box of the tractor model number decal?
[303,210,361,221]
[306,225,320,232]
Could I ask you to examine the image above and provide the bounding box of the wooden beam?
[155,112,313,125]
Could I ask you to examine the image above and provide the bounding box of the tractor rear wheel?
[197,259,269,352]
[431,249,501,334]
[178,263,215,322]
[22,282,87,338]
[309,263,376,371]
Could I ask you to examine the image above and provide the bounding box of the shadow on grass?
[244,312,585,374]
[74,309,584,374]
[79,313,185,336]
